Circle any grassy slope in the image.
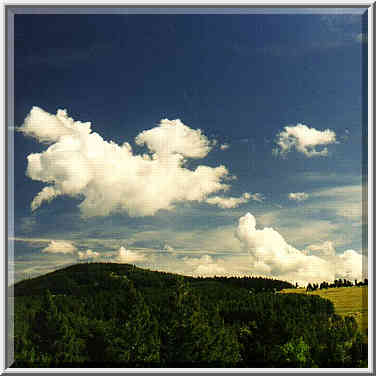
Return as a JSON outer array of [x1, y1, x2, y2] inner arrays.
[[281, 286, 368, 337]]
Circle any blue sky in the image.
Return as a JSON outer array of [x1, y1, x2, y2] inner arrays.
[[11, 10, 368, 285]]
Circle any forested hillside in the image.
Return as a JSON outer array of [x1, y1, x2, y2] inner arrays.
[[12, 263, 367, 368]]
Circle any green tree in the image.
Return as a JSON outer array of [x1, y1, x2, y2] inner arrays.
[[97, 276, 160, 365], [161, 277, 240, 366], [279, 337, 313, 367], [30, 289, 86, 366]]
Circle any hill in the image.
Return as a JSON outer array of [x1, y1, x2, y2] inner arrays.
[[12, 262, 294, 296], [12, 263, 368, 368]]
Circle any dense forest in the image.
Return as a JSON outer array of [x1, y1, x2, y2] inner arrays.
[[12, 263, 368, 368]]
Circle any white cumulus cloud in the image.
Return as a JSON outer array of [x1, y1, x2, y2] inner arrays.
[[114, 246, 145, 263], [135, 118, 212, 159], [306, 241, 365, 281], [235, 212, 364, 284], [288, 192, 309, 202], [273, 123, 337, 158], [337, 249, 365, 281], [19, 107, 249, 217], [30, 186, 62, 211], [42, 240, 77, 254]]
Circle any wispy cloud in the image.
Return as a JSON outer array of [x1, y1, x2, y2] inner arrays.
[[249, 193, 265, 202], [288, 192, 309, 202], [205, 193, 251, 209], [11, 236, 52, 243], [257, 183, 363, 251], [355, 32, 367, 43], [311, 184, 362, 221]]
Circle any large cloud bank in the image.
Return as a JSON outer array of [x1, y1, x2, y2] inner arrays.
[[235, 213, 365, 284], [118, 213, 365, 285], [19, 107, 249, 217], [32, 214, 365, 285], [273, 123, 337, 158]]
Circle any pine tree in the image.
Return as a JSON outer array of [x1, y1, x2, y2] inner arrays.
[[279, 337, 313, 367], [102, 276, 160, 365], [30, 289, 86, 365], [160, 277, 240, 366]]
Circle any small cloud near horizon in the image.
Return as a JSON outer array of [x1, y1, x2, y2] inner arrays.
[[41, 240, 77, 254], [288, 192, 309, 202], [220, 143, 230, 150]]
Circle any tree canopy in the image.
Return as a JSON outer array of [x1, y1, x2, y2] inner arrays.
[[13, 263, 368, 368]]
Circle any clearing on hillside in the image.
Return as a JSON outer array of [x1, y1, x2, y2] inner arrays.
[[281, 286, 368, 337]]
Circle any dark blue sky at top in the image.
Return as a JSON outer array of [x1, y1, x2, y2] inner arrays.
[[12, 11, 367, 242]]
